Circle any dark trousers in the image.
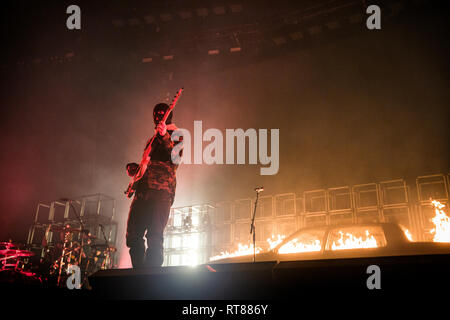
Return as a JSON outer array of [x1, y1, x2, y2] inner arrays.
[[126, 189, 173, 268]]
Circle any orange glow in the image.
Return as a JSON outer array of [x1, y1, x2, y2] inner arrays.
[[331, 230, 378, 250], [278, 238, 321, 254], [399, 224, 413, 241], [430, 200, 450, 243], [208, 221, 424, 261], [209, 243, 262, 261], [403, 229, 413, 241], [209, 235, 286, 261], [267, 234, 285, 250]]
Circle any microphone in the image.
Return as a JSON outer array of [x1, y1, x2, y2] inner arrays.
[[254, 186, 264, 193]]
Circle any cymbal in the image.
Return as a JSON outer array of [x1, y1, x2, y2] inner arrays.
[[0, 249, 18, 256], [0, 242, 17, 249], [15, 250, 34, 257], [0, 249, 34, 258]]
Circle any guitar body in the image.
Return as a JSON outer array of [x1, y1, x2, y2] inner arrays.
[[125, 88, 183, 198]]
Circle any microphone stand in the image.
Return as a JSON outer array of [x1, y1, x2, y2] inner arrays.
[[250, 190, 261, 263]]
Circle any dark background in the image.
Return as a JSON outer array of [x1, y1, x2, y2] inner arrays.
[[1, 1, 449, 266]]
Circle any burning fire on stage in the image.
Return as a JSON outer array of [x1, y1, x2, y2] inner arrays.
[[209, 199, 450, 262], [1, 0, 449, 306]]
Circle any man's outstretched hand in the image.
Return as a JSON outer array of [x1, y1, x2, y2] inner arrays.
[[157, 122, 167, 136]]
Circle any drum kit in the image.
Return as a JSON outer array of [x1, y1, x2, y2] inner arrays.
[[0, 224, 116, 287], [0, 241, 40, 284]]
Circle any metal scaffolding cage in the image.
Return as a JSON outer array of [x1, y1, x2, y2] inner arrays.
[[163, 204, 214, 266], [328, 186, 353, 226], [27, 193, 118, 266]]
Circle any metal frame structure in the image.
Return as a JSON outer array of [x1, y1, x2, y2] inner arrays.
[[378, 179, 414, 238], [303, 189, 328, 228], [163, 204, 214, 266], [27, 193, 118, 266], [328, 186, 353, 226], [352, 182, 383, 224]]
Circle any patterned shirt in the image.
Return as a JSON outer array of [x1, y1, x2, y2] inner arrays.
[[145, 130, 181, 196]]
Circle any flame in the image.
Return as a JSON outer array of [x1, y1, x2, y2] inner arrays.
[[403, 229, 413, 241], [430, 200, 450, 242], [267, 234, 285, 250], [278, 238, 321, 254], [331, 230, 378, 250], [399, 224, 413, 241], [209, 235, 286, 261], [209, 243, 262, 261], [208, 204, 450, 262]]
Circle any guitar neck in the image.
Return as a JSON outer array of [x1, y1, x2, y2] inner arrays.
[[161, 88, 183, 125]]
